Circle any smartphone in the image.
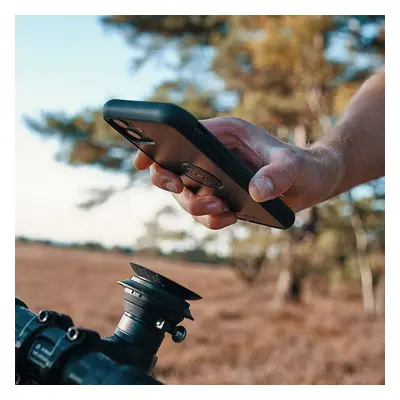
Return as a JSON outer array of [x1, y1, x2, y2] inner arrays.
[[102, 99, 295, 229]]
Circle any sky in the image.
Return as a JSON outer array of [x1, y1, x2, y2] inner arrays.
[[15, 15, 184, 247]]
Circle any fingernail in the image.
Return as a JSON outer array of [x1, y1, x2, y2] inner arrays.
[[165, 180, 178, 193], [205, 202, 223, 214], [255, 177, 274, 200]]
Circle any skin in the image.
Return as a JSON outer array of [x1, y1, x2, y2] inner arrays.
[[133, 68, 385, 230]]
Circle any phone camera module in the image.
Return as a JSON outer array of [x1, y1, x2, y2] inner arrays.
[[126, 127, 155, 145]]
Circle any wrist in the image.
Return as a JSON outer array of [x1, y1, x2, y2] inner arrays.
[[305, 142, 346, 204]]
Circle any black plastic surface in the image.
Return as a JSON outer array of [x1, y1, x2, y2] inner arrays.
[[130, 262, 202, 301]]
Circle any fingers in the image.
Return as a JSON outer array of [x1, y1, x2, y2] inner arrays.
[[249, 149, 297, 202], [133, 150, 154, 170], [135, 156, 237, 229], [200, 117, 252, 151], [172, 187, 226, 216], [134, 151, 235, 220], [134, 151, 228, 217], [149, 163, 184, 194], [131, 119, 249, 230], [172, 188, 237, 228], [193, 212, 238, 230]]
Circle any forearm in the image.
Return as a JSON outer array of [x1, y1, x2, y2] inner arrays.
[[310, 68, 385, 199]]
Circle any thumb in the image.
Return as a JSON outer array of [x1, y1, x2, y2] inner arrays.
[[248, 152, 296, 202]]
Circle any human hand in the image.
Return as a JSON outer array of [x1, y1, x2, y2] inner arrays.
[[133, 117, 343, 230]]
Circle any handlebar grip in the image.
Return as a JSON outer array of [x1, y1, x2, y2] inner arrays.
[[15, 298, 162, 385], [61, 352, 162, 385]]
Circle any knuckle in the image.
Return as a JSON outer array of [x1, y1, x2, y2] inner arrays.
[[149, 168, 158, 183], [279, 155, 298, 181], [150, 174, 164, 189], [186, 201, 201, 216], [202, 116, 254, 138], [151, 163, 163, 174], [223, 116, 256, 134], [291, 153, 307, 169]]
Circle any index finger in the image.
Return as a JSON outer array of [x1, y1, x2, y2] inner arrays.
[[133, 150, 154, 170]]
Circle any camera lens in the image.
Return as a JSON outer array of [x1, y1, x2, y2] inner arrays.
[[126, 128, 143, 140], [125, 128, 155, 145], [113, 119, 128, 128]]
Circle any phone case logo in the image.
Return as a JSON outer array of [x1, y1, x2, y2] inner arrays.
[[180, 163, 223, 189]]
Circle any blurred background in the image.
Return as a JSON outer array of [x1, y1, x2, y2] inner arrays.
[[15, 15, 385, 384]]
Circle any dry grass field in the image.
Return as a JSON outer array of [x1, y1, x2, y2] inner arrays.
[[15, 243, 384, 385]]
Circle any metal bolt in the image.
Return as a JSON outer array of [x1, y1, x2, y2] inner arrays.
[[67, 327, 80, 341], [155, 320, 165, 329], [38, 310, 49, 323], [172, 326, 186, 343]]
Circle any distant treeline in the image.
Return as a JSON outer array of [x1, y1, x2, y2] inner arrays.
[[15, 236, 226, 266]]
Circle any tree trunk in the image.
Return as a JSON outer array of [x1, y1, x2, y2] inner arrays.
[[272, 235, 305, 305], [273, 238, 293, 306], [274, 267, 291, 305], [350, 213, 376, 315], [374, 273, 385, 315], [273, 268, 303, 305], [290, 274, 302, 301]]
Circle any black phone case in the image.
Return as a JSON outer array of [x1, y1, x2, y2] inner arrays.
[[103, 99, 295, 229]]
